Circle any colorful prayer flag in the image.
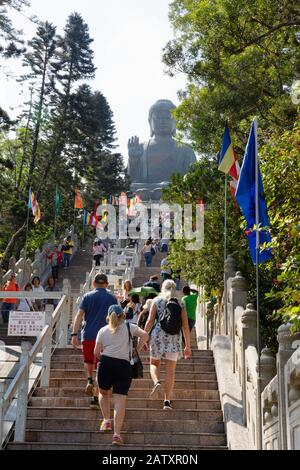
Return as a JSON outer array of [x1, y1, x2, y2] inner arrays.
[[74, 189, 84, 209], [219, 126, 240, 198], [218, 126, 236, 174], [55, 186, 61, 216], [28, 188, 41, 224]]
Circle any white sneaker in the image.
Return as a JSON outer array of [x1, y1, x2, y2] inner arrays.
[[149, 381, 163, 399]]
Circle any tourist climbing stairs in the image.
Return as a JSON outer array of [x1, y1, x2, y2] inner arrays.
[[7, 246, 227, 450], [7, 335, 226, 450]]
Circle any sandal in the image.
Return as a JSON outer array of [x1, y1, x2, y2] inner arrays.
[[99, 420, 112, 432], [112, 434, 123, 446]]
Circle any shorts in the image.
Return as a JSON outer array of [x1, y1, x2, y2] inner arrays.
[[82, 340, 98, 367], [97, 355, 132, 395], [151, 351, 179, 362]]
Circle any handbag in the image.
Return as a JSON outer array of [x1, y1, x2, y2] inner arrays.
[[151, 247, 156, 256], [126, 323, 143, 379]]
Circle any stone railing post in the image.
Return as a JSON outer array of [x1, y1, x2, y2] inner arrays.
[[277, 324, 300, 449], [241, 303, 257, 421], [206, 301, 214, 350], [224, 254, 236, 335], [260, 348, 277, 391], [58, 279, 71, 348], [9, 256, 16, 273], [40, 305, 54, 387], [259, 348, 277, 449], [230, 272, 247, 373], [24, 259, 32, 285], [14, 341, 31, 442]]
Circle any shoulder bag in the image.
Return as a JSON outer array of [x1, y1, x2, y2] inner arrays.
[[126, 323, 143, 379]]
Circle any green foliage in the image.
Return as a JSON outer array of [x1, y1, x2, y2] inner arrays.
[[261, 120, 300, 330], [162, 160, 246, 296], [0, 9, 129, 269], [0, 0, 28, 59], [162, 0, 300, 348], [163, 0, 300, 155]]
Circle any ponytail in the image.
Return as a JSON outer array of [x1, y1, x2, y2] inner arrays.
[[106, 311, 124, 333]]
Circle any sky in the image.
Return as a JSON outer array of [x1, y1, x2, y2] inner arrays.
[[1, 0, 188, 163]]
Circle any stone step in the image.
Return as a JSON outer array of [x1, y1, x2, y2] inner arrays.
[[30, 395, 221, 410], [26, 417, 225, 433], [33, 387, 220, 400], [50, 354, 214, 365], [51, 348, 82, 355], [135, 265, 162, 273], [49, 369, 217, 381], [8, 442, 228, 451], [52, 348, 213, 357], [27, 406, 223, 422], [48, 377, 219, 390], [25, 429, 227, 446], [49, 360, 215, 372]]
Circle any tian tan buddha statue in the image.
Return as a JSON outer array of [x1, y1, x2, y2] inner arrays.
[[127, 99, 196, 201]]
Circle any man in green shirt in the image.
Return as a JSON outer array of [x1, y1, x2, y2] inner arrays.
[[182, 286, 199, 331]]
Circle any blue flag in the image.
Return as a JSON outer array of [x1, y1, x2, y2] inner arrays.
[[235, 119, 272, 264], [83, 209, 89, 225]]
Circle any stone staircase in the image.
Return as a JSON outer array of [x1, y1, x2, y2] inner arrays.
[[7, 339, 227, 450], [133, 251, 168, 286], [6, 244, 227, 450], [56, 247, 93, 295]]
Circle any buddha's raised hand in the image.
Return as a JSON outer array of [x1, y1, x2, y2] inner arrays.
[[128, 136, 143, 159]]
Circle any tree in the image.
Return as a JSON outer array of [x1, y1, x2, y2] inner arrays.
[[261, 119, 300, 330], [0, 10, 129, 269], [162, 160, 246, 294], [37, 12, 96, 190], [66, 84, 128, 204], [0, 0, 28, 59], [163, 0, 300, 155], [0, 0, 29, 123], [21, 21, 57, 186]]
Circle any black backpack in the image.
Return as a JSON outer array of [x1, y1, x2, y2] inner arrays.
[[124, 305, 134, 321], [159, 298, 182, 335]]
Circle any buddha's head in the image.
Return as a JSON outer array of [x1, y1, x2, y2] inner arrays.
[[149, 99, 176, 137]]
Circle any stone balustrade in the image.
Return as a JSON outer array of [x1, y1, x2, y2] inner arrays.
[[0, 225, 78, 290], [212, 254, 300, 450]]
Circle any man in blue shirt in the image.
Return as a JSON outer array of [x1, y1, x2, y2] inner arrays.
[[71, 274, 117, 408]]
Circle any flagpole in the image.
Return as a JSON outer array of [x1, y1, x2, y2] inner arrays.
[[254, 116, 262, 449], [73, 190, 76, 233], [224, 173, 228, 335], [82, 209, 85, 249], [24, 189, 31, 279], [54, 188, 57, 240]]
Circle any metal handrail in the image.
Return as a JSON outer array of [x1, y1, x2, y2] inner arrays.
[[0, 288, 70, 447]]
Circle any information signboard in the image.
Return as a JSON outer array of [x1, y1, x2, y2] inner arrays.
[[8, 311, 45, 337]]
